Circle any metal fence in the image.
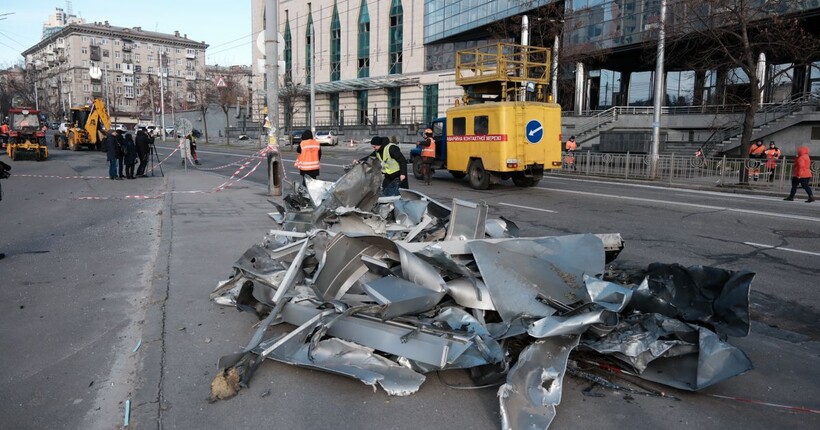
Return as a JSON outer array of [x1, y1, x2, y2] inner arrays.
[[557, 151, 820, 192]]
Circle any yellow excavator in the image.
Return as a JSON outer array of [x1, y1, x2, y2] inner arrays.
[[57, 98, 111, 151]]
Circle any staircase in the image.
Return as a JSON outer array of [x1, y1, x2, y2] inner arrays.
[[720, 95, 820, 153]]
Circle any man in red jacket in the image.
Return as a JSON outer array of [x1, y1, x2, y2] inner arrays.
[[784, 145, 814, 202]]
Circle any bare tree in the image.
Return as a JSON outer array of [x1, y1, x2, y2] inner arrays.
[[665, 0, 820, 183], [215, 74, 241, 145], [279, 79, 305, 139], [189, 77, 217, 143]]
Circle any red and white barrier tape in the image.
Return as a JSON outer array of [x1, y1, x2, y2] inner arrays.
[[15, 174, 109, 180]]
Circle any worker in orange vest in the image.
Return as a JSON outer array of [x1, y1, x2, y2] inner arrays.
[[748, 140, 766, 181], [564, 136, 577, 170], [420, 127, 436, 185], [0, 121, 9, 149], [294, 130, 321, 184], [764, 141, 781, 182]]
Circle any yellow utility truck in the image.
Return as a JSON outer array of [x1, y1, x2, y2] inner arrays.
[[411, 43, 562, 189]]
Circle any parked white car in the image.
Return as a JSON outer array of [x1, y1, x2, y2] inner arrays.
[[315, 130, 338, 146]]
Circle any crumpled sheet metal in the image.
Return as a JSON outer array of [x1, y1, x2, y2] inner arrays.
[[255, 311, 426, 396], [498, 335, 580, 430], [280, 300, 474, 368], [210, 162, 754, 429], [469, 234, 605, 322], [363, 276, 446, 319], [628, 263, 753, 337], [528, 308, 618, 338], [580, 313, 752, 391], [304, 176, 336, 207]]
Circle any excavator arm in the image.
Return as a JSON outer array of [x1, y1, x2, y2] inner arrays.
[[84, 99, 111, 144]]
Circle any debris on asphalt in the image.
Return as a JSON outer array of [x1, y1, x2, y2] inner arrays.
[[209, 159, 754, 429]]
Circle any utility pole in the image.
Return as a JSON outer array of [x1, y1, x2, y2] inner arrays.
[[650, 0, 667, 179], [310, 18, 316, 133], [159, 55, 166, 141], [265, 0, 283, 196]]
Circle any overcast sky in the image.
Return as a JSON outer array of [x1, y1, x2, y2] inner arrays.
[[0, 0, 254, 67]]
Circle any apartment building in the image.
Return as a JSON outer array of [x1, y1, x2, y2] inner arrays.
[[22, 21, 208, 125]]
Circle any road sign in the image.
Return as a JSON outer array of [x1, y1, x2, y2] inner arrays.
[[525, 119, 543, 144], [216, 76, 227, 88]]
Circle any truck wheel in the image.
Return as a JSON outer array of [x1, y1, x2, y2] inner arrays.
[[412, 157, 424, 179], [468, 160, 490, 190], [449, 170, 466, 179]]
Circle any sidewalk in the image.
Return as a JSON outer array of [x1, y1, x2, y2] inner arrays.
[[129, 166, 819, 430]]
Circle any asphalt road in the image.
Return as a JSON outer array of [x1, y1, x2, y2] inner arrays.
[[0, 138, 818, 430]]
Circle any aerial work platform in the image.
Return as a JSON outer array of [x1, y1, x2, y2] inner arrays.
[[455, 43, 552, 102]]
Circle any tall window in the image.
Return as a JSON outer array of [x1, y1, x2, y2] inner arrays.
[[329, 93, 339, 126], [388, 0, 403, 75], [423, 84, 439, 125], [284, 13, 292, 83], [357, 0, 370, 78], [330, 1, 341, 82], [388, 87, 401, 125], [306, 8, 314, 85], [357, 90, 368, 125]]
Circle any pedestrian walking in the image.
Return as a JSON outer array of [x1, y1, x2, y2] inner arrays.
[[564, 136, 577, 170], [420, 127, 436, 185], [123, 133, 138, 179], [784, 145, 815, 202], [749, 140, 766, 181], [294, 130, 321, 184], [765, 141, 781, 182], [104, 130, 122, 180], [355, 135, 408, 197], [135, 127, 153, 177]]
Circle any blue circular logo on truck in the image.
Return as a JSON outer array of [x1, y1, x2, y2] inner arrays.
[[525, 120, 543, 144]]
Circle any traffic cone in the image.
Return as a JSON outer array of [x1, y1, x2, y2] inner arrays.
[[349, 139, 354, 147]]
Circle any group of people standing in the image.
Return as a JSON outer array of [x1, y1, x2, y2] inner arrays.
[[105, 128, 154, 180], [293, 130, 409, 197]]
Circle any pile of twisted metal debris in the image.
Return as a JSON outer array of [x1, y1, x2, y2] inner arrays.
[[209, 159, 754, 429]]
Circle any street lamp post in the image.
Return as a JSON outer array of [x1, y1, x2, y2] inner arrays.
[[650, 0, 667, 179]]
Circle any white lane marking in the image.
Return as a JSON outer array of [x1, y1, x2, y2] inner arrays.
[[542, 175, 779, 202], [498, 202, 557, 213], [541, 188, 820, 223], [744, 242, 820, 257]]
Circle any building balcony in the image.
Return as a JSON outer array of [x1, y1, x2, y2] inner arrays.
[[185, 52, 196, 59]]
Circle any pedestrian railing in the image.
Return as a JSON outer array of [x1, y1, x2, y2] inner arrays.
[[558, 151, 820, 192]]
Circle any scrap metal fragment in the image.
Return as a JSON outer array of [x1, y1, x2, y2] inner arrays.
[[363, 276, 446, 319], [470, 235, 607, 322], [304, 176, 336, 207], [312, 234, 397, 301], [629, 263, 753, 337], [580, 313, 752, 391], [484, 216, 520, 239], [445, 199, 488, 240], [528, 309, 618, 338], [446, 278, 496, 311], [393, 199, 429, 226], [281, 300, 473, 367], [498, 335, 580, 430], [584, 274, 634, 312]]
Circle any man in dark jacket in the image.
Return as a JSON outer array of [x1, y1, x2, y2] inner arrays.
[[135, 128, 153, 177], [357, 136, 408, 196], [104, 130, 122, 180], [116, 131, 126, 178]]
